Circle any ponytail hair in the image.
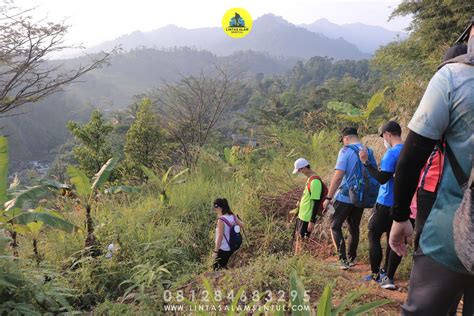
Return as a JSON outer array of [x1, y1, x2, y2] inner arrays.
[[213, 198, 233, 215]]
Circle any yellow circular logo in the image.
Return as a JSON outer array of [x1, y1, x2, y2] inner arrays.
[[222, 8, 252, 38]]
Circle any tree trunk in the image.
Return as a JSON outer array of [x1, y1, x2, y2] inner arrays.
[[85, 204, 99, 256], [33, 238, 41, 265], [9, 230, 19, 257]]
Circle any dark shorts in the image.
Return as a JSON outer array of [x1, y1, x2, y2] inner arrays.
[[296, 218, 311, 238]]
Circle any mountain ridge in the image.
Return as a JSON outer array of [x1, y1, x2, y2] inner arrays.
[[301, 18, 408, 53], [87, 14, 370, 60]]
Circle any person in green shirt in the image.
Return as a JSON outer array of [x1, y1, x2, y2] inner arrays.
[[292, 158, 323, 255]]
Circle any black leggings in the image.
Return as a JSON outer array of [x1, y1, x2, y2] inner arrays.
[[330, 201, 364, 261], [213, 250, 234, 271], [368, 203, 405, 279]]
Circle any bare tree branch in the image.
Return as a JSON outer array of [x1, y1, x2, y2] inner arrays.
[[0, 4, 117, 117], [153, 66, 239, 167]]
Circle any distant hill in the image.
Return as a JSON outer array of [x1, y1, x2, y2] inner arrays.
[[2, 48, 297, 167], [301, 18, 408, 54], [89, 14, 369, 60]]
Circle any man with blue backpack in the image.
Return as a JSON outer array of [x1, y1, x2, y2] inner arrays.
[[359, 121, 404, 290], [323, 127, 379, 270]]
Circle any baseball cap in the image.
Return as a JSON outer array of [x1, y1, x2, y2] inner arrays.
[[293, 158, 310, 174], [340, 127, 358, 142], [380, 121, 402, 137]]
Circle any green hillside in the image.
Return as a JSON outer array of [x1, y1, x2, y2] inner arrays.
[[1, 1, 472, 314]]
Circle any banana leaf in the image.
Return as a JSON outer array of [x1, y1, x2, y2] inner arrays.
[[5, 185, 53, 211], [91, 157, 119, 191], [10, 211, 76, 233], [67, 166, 92, 198]]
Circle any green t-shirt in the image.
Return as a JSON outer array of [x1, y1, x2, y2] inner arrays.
[[408, 63, 473, 274], [298, 177, 322, 222]]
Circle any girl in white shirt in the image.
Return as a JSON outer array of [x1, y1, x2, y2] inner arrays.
[[212, 198, 244, 270]]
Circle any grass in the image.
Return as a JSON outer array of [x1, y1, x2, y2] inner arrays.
[[5, 129, 411, 314]]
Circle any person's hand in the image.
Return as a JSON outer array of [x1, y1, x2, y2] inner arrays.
[[212, 250, 218, 258], [359, 147, 368, 164], [307, 222, 315, 233], [295, 200, 300, 208], [389, 220, 413, 257], [323, 199, 330, 210]]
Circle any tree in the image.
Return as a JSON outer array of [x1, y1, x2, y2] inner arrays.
[[373, 0, 474, 80], [67, 158, 118, 252], [140, 165, 188, 203], [67, 110, 114, 177], [0, 136, 76, 259], [124, 98, 167, 173], [0, 4, 114, 117], [326, 88, 388, 135], [9, 209, 76, 264], [154, 67, 238, 167]]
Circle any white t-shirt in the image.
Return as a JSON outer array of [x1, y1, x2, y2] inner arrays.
[[216, 214, 238, 251]]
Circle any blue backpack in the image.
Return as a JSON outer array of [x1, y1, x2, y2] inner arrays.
[[219, 216, 243, 252], [345, 145, 380, 208]]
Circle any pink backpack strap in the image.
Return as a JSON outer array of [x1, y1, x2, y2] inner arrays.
[[218, 217, 232, 246], [218, 216, 234, 228]]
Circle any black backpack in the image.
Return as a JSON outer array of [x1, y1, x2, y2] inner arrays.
[[219, 215, 243, 252]]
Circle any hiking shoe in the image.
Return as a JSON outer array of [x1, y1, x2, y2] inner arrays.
[[380, 276, 396, 290], [348, 259, 356, 267], [379, 269, 387, 280], [362, 273, 380, 283], [339, 260, 350, 270]]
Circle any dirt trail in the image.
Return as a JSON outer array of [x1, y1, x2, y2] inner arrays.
[[310, 240, 464, 315], [322, 256, 408, 312]]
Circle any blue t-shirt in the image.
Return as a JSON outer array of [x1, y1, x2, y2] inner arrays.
[[334, 143, 363, 204], [376, 144, 404, 207], [409, 63, 473, 275]]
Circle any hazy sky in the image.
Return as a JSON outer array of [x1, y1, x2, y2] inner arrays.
[[16, 0, 411, 48]]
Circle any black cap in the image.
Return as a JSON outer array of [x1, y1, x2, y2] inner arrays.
[[380, 121, 401, 137], [340, 127, 358, 142]]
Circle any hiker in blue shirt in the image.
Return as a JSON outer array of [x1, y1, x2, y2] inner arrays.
[[359, 121, 404, 290], [323, 127, 378, 270], [390, 19, 474, 315]]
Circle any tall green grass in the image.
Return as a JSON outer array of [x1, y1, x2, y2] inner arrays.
[[8, 127, 405, 313]]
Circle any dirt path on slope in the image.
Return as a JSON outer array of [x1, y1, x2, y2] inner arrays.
[[322, 256, 408, 314]]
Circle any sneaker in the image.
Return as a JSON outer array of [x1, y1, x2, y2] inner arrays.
[[379, 269, 387, 280], [362, 273, 381, 283], [380, 276, 396, 290], [348, 259, 356, 267], [339, 260, 350, 270]]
